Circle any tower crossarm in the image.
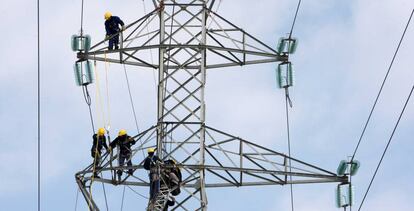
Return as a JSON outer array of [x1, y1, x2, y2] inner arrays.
[[75, 122, 348, 211], [77, 4, 288, 69], [75, 123, 347, 211]]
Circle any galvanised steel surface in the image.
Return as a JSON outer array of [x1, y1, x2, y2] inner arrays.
[[75, 1, 346, 210]]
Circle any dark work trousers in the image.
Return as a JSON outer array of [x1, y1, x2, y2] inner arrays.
[[117, 152, 133, 176], [108, 35, 119, 50], [149, 170, 160, 200], [92, 152, 102, 166], [92, 151, 102, 176]]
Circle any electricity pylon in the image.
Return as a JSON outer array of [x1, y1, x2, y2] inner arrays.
[[75, 1, 348, 210]]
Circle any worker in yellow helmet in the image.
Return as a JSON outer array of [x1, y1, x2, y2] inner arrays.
[[109, 129, 136, 181], [91, 128, 109, 178], [104, 11, 125, 50], [143, 148, 161, 201]]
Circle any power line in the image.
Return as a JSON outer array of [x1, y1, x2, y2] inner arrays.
[[74, 188, 80, 211], [120, 186, 126, 211], [289, 0, 302, 39], [101, 178, 109, 211], [285, 88, 295, 211], [285, 1, 302, 210], [141, 0, 158, 90], [358, 84, 414, 211], [123, 64, 140, 134], [82, 86, 95, 132], [80, 0, 84, 35], [351, 8, 414, 162], [37, 0, 41, 210], [127, 185, 149, 199], [122, 64, 146, 158]]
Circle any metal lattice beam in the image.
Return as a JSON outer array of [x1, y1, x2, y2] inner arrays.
[[75, 1, 345, 210], [76, 124, 347, 211]]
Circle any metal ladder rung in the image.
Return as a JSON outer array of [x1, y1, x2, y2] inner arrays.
[[148, 185, 171, 211]]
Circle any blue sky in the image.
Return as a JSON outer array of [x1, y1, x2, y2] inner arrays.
[[1, 0, 414, 210]]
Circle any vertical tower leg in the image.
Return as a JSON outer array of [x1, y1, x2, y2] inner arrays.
[[199, 3, 208, 210], [157, 5, 166, 159]]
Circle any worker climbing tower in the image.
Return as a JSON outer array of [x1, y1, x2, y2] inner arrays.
[[73, 0, 354, 210]]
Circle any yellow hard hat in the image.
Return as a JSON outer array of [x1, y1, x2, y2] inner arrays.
[[97, 128, 105, 136], [118, 129, 127, 136], [147, 148, 155, 153], [104, 11, 112, 20]]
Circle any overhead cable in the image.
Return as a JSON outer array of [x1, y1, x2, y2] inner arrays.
[[82, 86, 95, 133], [141, 0, 158, 89], [80, 0, 84, 35], [101, 179, 109, 211], [123, 64, 141, 133], [358, 85, 414, 211], [289, 0, 302, 39], [123, 64, 146, 158], [285, 88, 295, 211], [351, 8, 414, 162], [285, 1, 302, 210], [127, 185, 149, 199], [74, 188, 80, 211], [120, 186, 126, 211], [37, 0, 41, 210]]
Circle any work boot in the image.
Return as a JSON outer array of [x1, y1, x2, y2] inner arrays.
[[128, 170, 134, 176], [93, 173, 100, 179]]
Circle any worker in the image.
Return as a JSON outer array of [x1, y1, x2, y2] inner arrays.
[[91, 128, 109, 178], [104, 11, 125, 50], [144, 148, 161, 201], [164, 159, 181, 196], [109, 129, 136, 181]]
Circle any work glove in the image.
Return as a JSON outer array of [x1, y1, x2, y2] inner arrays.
[[121, 25, 126, 31], [108, 146, 112, 153], [105, 35, 110, 40]]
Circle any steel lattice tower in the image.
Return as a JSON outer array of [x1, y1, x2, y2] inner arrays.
[[75, 1, 348, 210]]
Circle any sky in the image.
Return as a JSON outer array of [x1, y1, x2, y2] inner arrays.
[[1, 0, 414, 210]]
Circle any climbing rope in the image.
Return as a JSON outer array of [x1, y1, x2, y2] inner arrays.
[[77, 1, 103, 209], [93, 59, 108, 131], [91, 60, 112, 211], [77, 1, 112, 209], [104, 53, 112, 130]]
